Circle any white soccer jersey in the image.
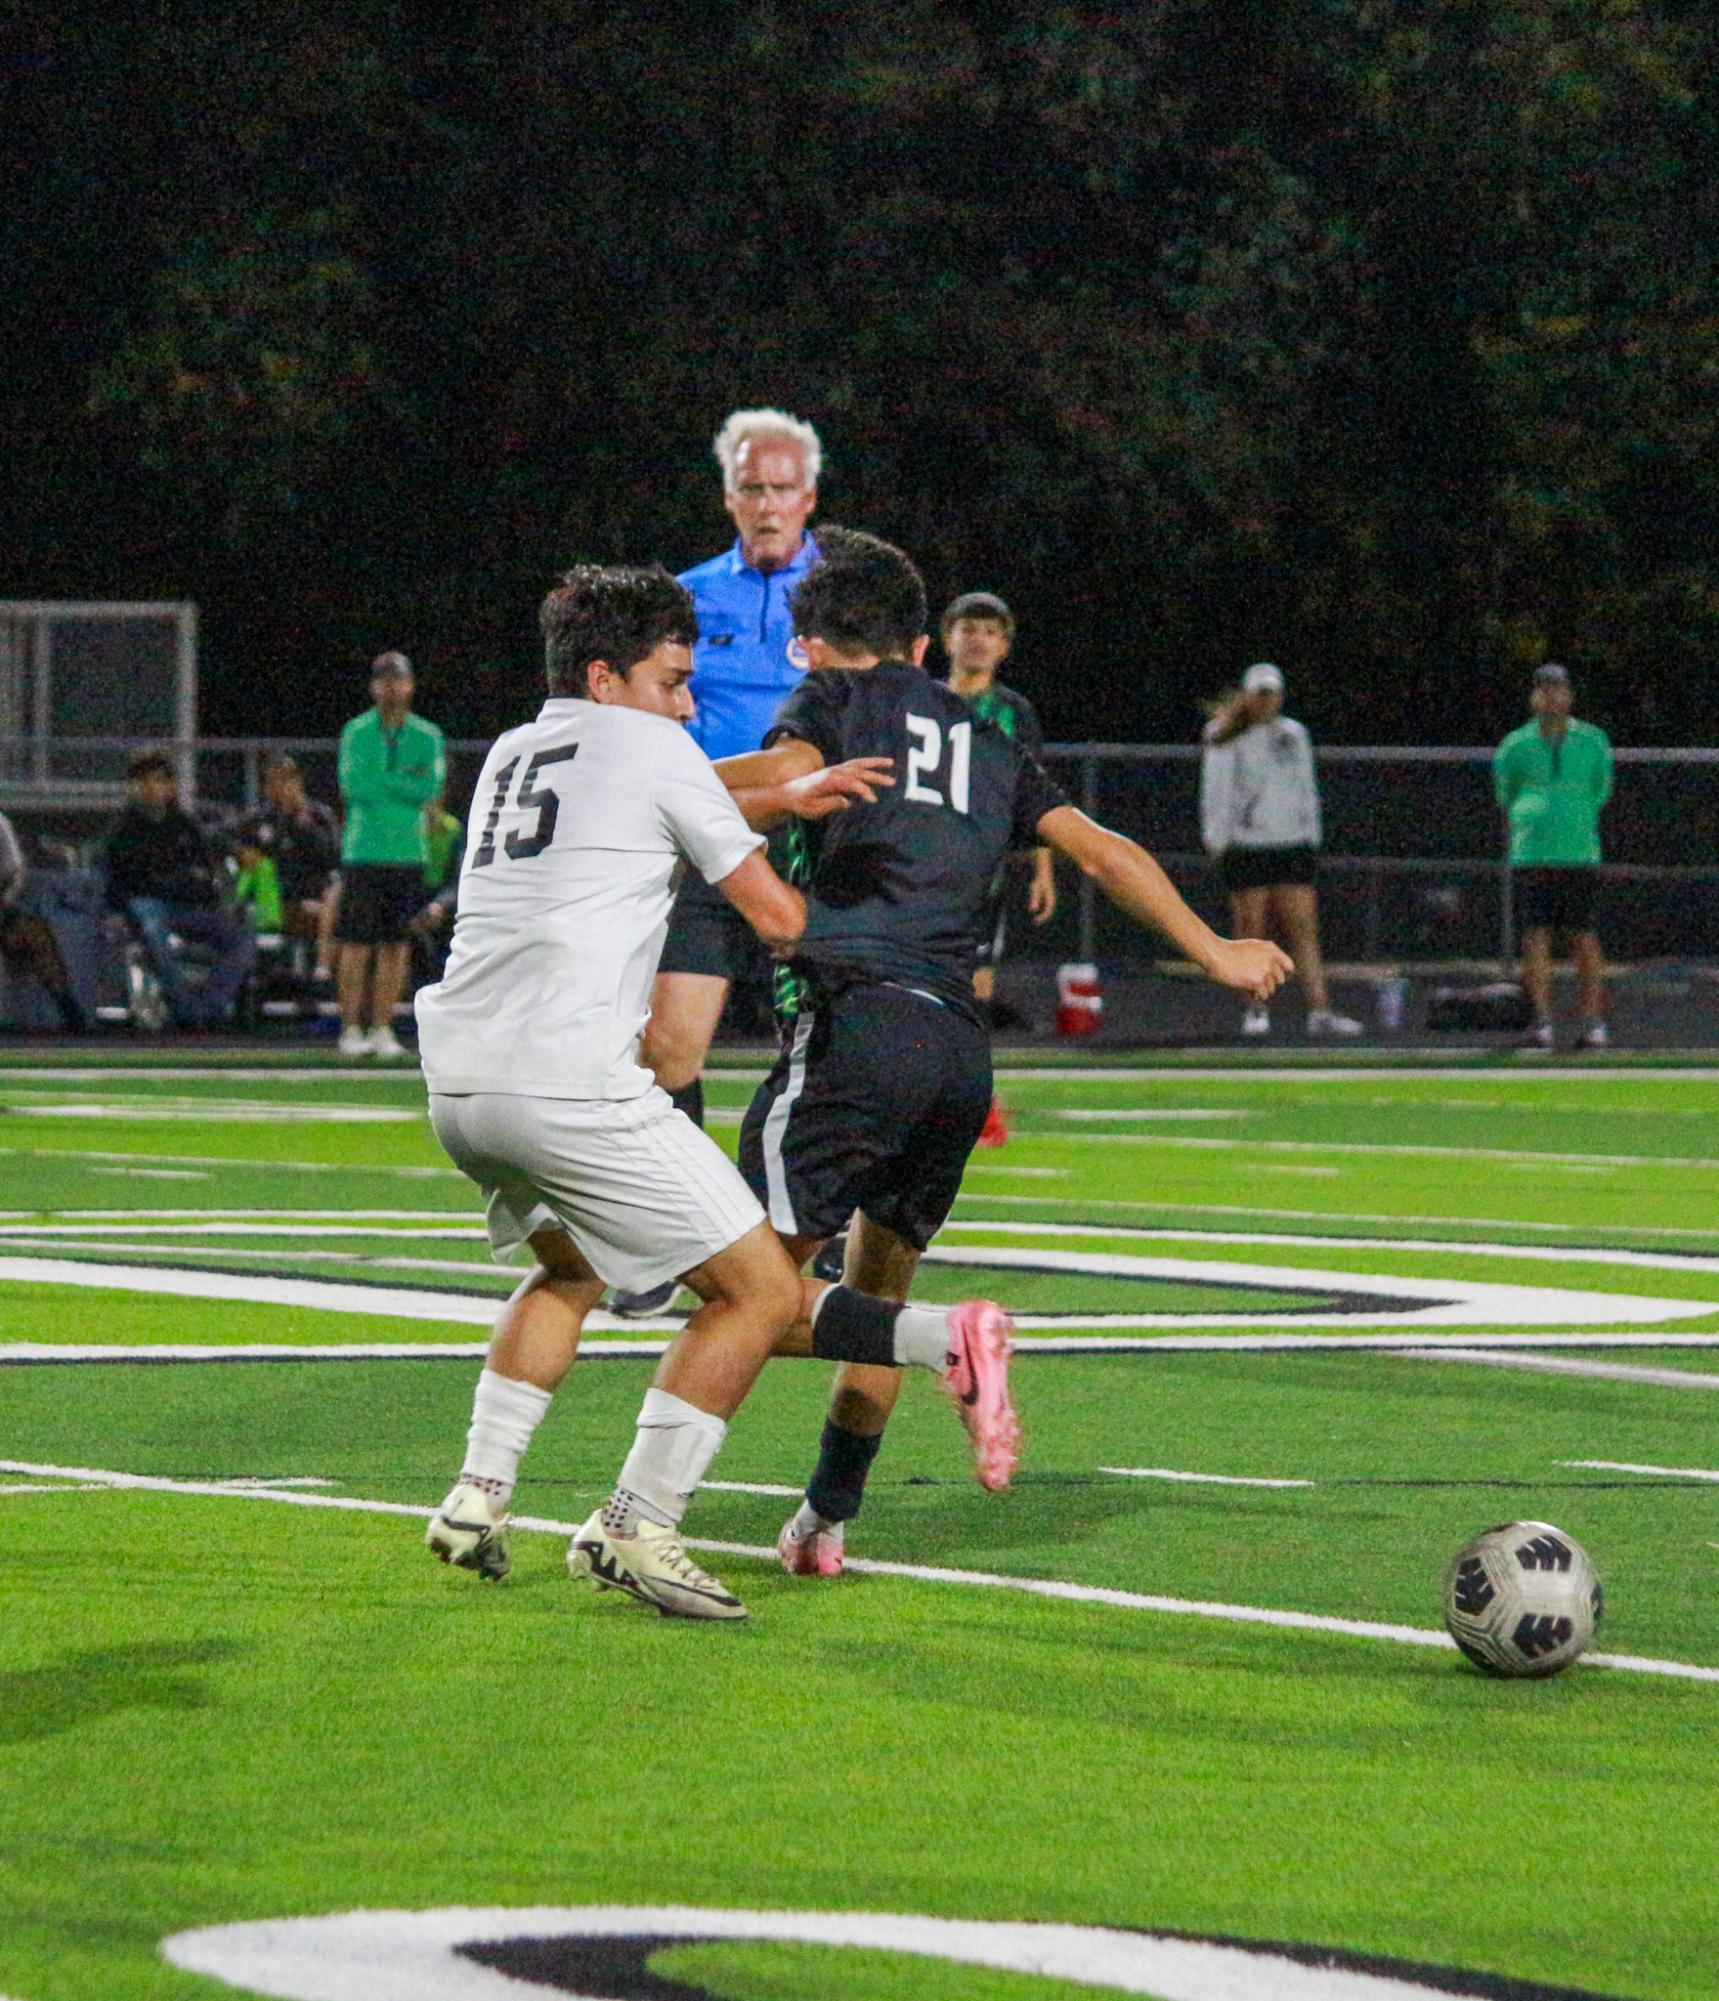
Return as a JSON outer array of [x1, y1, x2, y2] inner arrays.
[[1199, 714, 1322, 853], [415, 699, 762, 1099]]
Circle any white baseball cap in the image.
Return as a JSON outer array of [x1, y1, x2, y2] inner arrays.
[[1242, 661, 1284, 694]]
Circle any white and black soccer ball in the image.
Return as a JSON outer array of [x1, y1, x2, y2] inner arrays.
[[1442, 1520, 1602, 1679]]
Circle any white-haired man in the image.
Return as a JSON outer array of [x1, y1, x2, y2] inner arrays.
[[611, 408, 823, 1317], [1200, 661, 1361, 1039]]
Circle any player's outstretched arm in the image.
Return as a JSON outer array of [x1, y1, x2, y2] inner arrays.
[[1037, 805, 1292, 1001], [712, 850, 807, 954], [716, 739, 894, 830]]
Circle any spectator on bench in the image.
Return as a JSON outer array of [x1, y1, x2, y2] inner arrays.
[[0, 809, 90, 1032], [104, 750, 256, 1029], [232, 755, 342, 953]]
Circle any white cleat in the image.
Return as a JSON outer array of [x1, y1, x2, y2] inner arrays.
[[369, 1026, 408, 1060], [568, 1509, 746, 1620], [1241, 1004, 1271, 1038], [1306, 1008, 1364, 1038], [425, 1479, 510, 1581], [337, 1025, 371, 1059]]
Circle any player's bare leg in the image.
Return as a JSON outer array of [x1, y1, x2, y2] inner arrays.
[[427, 1227, 605, 1580], [1573, 928, 1608, 1044], [1520, 924, 1554, 1043], [571, 1220, 800, 1619], [1279, 884, 1359, 1035], [777, 1212, 1018, 1577], [368, 941, 411, 1056], [972, 963, 996, 1008], [336, 943, 372, 1056], [1230, 887, 1273, 1035]]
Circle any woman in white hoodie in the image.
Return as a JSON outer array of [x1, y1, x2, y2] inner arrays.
[[1200, 662, 1361, 1038]]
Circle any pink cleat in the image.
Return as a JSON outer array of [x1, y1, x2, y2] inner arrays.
[[941, 1300, 1020, 1492], [777, 1515, 845, 1578]]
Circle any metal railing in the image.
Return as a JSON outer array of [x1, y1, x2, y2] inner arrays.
[[5, 734, 1716, 969]]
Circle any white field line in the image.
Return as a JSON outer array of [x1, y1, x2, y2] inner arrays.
[[702, 1480, 804, 1498], [0, 1146, 459, 1178], [1565, 1460, 1719, 1483], [940, 1219, 1719, 1277], [1055, 1108, 1247, 1121], [917, 1243, 1719, 1326], [986, 1065, 1719, 1084], [0, 1220, 488, 1238], [27, 1208, 471, 1221], [13, 1332, 1719, 1368], [953, 1192, 1719, 1244], [9, 1242, 1713, 1331], [1101, 1467, 1315, 1489], [4, 1455, 1712, 1684], [1027, 1133, 1719, 1172], [962, 1165, 1069, 1177], [0, 1067, 431, 1084], [90, 1166, 214, 1180], [1399, 1348, 1719, 1390], [4, 1102, 419, 1123]]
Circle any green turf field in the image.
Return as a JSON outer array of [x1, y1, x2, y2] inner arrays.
[[2, 1049, 1717, 2001]]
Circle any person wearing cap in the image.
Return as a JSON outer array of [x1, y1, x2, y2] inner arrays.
[[1200, 662, 1360, 1038], [334, 651, 446, 1059], [1493, 663, 1614, 1050]]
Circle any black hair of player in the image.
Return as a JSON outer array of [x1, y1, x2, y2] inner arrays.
[[540, 564, 700, 697], [790, 526, 928, 662]]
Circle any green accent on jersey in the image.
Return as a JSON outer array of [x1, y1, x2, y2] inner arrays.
[[338, 709, 447, 865], [966, 683, 1023, 738], [772, 819, 814, 1022], [1493, 718, 1613, 865]]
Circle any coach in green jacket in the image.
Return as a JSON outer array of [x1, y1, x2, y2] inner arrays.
[[335, 652, 446, 1059], [1493, 663, 1614, 1051]]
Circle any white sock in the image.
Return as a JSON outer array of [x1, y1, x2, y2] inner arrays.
[[891, 1304, 952, 1372], [460, 1368, 552, 1506], [610, 1387, 727, 1530], [789, 1498, 840, 1538]]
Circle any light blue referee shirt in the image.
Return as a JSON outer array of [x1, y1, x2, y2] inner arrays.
[[677, 534, 820, 760]]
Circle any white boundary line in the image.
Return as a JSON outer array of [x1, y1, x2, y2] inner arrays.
[[1100, 1467, 1315, 1489], [1023, 1132, 1719, 1172], [0, 1145, 460, 1178], [1398, 1348, 1719, 1390], [3, 1456, 1711, 1684], [1565, 1460, 1719, 1483]]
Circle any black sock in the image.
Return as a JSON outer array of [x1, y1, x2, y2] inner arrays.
[[810, 1284, 900, 1367], [669, 1078, 704, 1128], [806, 1418, 884, 1524]]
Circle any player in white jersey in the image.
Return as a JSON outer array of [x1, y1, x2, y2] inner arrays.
[[419, 566, 1021, 1619]]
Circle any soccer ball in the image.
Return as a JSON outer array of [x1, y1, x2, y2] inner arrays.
[[1442, 1520, 1602, 1679]]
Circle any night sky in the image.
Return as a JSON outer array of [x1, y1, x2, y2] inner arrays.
[[6, 5, 1718, 750]]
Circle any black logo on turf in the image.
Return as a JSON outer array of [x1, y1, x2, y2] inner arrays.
[[1451, 1557, 1494, 1615], [1514, 1534, 1572, 1573], [1513, 1613, 1575, 1659]]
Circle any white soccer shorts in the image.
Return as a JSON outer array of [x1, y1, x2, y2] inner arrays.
[[428, 1087, 765, 1292]]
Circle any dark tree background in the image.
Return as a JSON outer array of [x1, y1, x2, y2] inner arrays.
[[5, 2, 1718, 748]]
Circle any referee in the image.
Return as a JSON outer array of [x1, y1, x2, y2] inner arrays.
[[1494, 662, 1614, 1050]]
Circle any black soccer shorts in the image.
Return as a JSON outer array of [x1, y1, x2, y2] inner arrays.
[[333, 863, 426, 945], [1513, 865, 1600, 933], [738, 980, 993, 1251], [657, 865, 770, 983]]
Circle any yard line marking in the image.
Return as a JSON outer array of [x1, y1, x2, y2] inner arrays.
[[1054, 1108, 1247, 1121], [987, 1065, 1719, 1083], [0, 1480, 109, 1495], [7, 1456, 1713, 1683], [89, 1166, 214, 1181], [1399, 1348, 1719, 1390], [954, 1192, 1719, 1244], [0, 1067, 428, 1084], [0, 1220, 488, 1239], [11, 1332, 1719, 1367], [11, 1241, 1713, 1329], [0, 1145, 460, 1178], [962, 1165, 1069, 1177], [2, 1102, 420, 1123], [1033, 1133, 1719, 1172], [941, 1219, 1719, 1276], [1101, 1466, 1315, 1489], [34, 1207, 470, 1221], [1565, 1460, 1719, 1483], [702, 1480, 803, 1498]]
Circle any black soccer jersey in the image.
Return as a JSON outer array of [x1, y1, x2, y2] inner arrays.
[[766, 659, 1068, 1017]]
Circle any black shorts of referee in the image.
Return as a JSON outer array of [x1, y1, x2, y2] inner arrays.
[[1216, 843, 1318, 894], [1513, 865, 1600, 933], [657, 864, 772, 983], [334, 863, 427, 945], [739, 979, 992, 1251]]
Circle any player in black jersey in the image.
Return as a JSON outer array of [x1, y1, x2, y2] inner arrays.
[[718, 529, 1293, 1576]]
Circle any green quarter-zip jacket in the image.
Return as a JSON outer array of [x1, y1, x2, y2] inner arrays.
[[1493, 718, 1613, 866], [338, 709, 447, 865]]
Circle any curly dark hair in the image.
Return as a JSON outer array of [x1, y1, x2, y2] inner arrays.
[[540, 564, 699, 697], [790, 526, 928, 662]]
